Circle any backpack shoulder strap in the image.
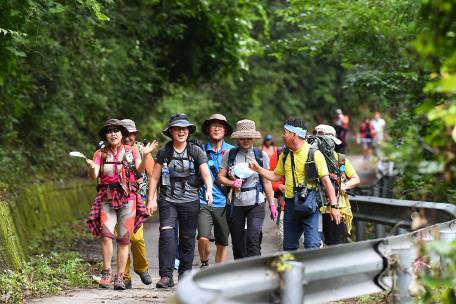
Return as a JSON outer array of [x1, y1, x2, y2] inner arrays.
[[164, 141, 174, 163], [253, 147, 264, 168], [307, 143, 319, 163], [282, 147, 290, 168], [228, 146, 239, 168]]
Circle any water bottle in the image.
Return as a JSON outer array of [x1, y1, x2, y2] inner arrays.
[[162, 162, 170, 186]]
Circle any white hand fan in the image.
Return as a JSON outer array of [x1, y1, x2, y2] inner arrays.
[[69, 151, 88, 159]]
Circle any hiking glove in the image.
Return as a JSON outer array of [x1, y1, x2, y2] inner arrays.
[[269, 204, 277, 221], [231, 179, 244, 189]]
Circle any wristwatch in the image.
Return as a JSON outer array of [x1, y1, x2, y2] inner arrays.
[[331, 204, 339, 209]]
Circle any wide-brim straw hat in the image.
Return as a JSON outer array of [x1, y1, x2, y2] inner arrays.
[[201, 114, 234, 137], [121, 119, 141, 134], [98, 119, 129, 139], [231, 119, 261, 139], [163, 113, 197, 138]]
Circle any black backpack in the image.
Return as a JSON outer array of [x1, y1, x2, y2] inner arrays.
[[162, 139, 204, 195]]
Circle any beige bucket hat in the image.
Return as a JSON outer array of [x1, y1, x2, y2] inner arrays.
[[315, 124, 342, 145], [231, 119, 261, 139]]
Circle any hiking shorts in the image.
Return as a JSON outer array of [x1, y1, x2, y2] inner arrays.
[[197, 204, 229, 246], [100, 199, 136, 244], [362, 138, 374, 149]]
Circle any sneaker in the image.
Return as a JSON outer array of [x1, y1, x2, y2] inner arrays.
[[156, 277, 174, 288], [99, 267, 113, 288], [174, 259, 180, 269], [114, 273, 126, 290], [200, 262, 211, 269], [124, 279, 132, 289], [134, 269, 152, 285]]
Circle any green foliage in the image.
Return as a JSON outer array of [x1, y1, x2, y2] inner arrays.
[[273, 253, 296, 273], [0, 252, 92, 303], [358, 291, 391, 304]]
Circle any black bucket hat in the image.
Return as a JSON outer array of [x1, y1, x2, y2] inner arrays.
[[98, 119, 129, 140], [163, 113, 197, 138], [201, 114, 234, 137]]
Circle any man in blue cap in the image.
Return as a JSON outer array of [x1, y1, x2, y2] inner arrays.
[[197, 114, 234, 267]]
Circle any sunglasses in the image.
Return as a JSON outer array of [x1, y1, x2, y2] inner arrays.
[[173, 126, 189, 132], [106, 128, 121, 135], [239, 138, 253, 141]]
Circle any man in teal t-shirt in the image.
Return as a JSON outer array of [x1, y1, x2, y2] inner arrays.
[[197, 114, 234, 268]]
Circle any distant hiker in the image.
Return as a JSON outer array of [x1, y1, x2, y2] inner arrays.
[[197, 114, 234, 268], [146, 113, 213, 288], [86, 119, 154, 290], [334, 109, 349, 155], [314, 125, 360, 245], [248, 117, 341, 250], [115, 119, 157, 288], [259, 134, 276, 160], [269, 146, 304, 251], [217, 120, 276, 260], [357, 117, 375, 162], [372, 112, 386, 157]]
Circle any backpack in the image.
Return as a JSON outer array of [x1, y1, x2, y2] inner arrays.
[[224, 146, 265, 217], [136, 141, 149, 198], [162, 139, 204, 195], [273, 146, 286, 199], [281, 136, 345, 208], [305, 135, 344, 208]]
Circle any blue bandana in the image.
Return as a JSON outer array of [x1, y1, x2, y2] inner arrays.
[[284, 124, 307, 138]]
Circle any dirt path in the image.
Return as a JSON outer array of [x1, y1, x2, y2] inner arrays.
[[29, 155, 376, 304], [29, 205, 279, 304]]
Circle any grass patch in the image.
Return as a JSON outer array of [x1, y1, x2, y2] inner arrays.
[[357, 291, 391, 303], [0, 221, 99, 303]]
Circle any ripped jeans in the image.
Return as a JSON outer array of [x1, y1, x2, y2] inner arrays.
[[226, 203, 265, 260]]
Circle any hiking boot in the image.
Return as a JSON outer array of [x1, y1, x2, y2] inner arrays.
[[99, 267, 113, 289], [124, 279, 132, 289], [200, 262, 211, 269], [114, 273, 126, 290], [156, 277, 174, 288], [134, 269, 152, 285]]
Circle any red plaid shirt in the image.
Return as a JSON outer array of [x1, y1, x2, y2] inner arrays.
[[87, 185, 148, 238]]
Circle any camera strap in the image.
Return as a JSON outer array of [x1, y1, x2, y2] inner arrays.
[[290, 152, 307, 190]]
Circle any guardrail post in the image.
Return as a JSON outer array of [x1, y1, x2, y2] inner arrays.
[[394, 248, 417, 304], [356, 221, 366, 241], [396, 228, 407, 235], [439, 228, 456, 271], [281, 261, 305, 304], [375, 224, 386, 238]]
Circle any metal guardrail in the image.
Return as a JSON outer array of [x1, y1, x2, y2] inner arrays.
[[176, 220, 456, 304], [352, 195, 456, 228]]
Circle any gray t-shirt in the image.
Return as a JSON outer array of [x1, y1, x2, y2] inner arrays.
[[220, 146, 270, 206], [155, 143, 207, 203]]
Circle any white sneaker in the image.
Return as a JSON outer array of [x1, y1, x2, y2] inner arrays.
[[174, 259, 180, 269]]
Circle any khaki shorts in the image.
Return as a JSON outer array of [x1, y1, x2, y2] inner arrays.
[[197, 204, 229, 246], [100, 199, 136, 244]]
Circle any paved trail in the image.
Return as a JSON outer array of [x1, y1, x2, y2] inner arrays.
[[29, 155, 373, 304]]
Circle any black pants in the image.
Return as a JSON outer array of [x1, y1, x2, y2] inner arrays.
[[158, 199, 200, 278], [322, 214, 342, 246], [226, 204, 265, 260]]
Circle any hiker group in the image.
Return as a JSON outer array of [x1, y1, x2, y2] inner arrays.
[[84, 113, 360, 290]]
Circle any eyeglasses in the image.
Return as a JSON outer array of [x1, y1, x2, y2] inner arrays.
[[173, 126, 189, 132], [106, 128, 121, 134], [210, 124, 225, 130], [239, 138, 253, 141]]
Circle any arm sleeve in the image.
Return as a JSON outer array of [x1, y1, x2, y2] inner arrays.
[[154, 147, 165, 165], [274, 153, 285, 176], [314, 150, 329, 177], [94, 151, 101, 165], [219, 150, 230, 171], [261, 151, 270, 170], [145, 154, 155, 173], [195, 147, 208, 165], [344, 158, 356, 178]]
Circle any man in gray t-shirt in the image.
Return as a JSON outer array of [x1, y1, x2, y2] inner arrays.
[[220, 147, 270, 206], [154, 145, 207, 203]]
